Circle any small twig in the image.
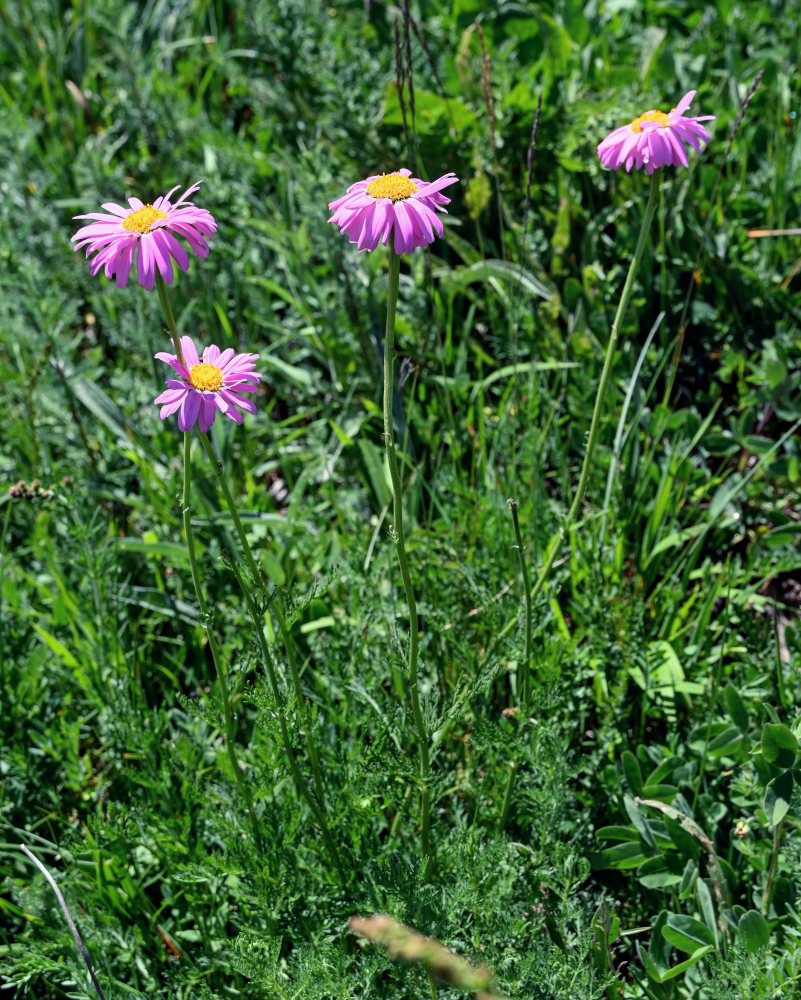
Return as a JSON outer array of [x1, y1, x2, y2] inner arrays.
[[20, 843, 108, 1000]]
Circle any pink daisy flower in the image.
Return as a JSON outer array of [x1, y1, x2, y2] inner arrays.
[[597, 90, 715, 174], [154, 336, 262, 433], [71, 181, 216, 290], [328, 168, 458, 254]]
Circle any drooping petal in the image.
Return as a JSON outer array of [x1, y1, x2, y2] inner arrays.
[[178, 390, 201, 431], [198, 397, 217, 433], [114, 239, 136, 289], [154, 387, 187, 406], [136, 235, 157, 290], [328, 169, 458, 255], [597, 88, 714, 173], [72, 181, 215, 289]]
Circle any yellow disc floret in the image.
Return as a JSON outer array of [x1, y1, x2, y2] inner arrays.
[[630, 109, 670, 133], [189, 362, 224, 392], [122, 204, 169, 233], [366, 173, 419, 201]]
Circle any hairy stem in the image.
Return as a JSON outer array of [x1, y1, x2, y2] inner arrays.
[[156, 279, 258, 845], [383, 246, 430, 863]]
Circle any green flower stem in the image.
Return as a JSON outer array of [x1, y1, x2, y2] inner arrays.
[[155, 274, 185, 367], [527, 172, 661, 613], [197, 431, 328, 809], [507, 499, 532, 704], [225, 555, 343, 879], [181, 432, 258, 840], [155, 275, 258, 844], [384, 245, 430, 862]]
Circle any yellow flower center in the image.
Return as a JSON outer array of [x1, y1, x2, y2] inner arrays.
[[122, 204, 169, 233], [630, 109, 670, 133], [366, 173, 419, 201], [189, 362, 224, 392]]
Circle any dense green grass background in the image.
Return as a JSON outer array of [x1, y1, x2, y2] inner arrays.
[[2, 0, 801, 997]]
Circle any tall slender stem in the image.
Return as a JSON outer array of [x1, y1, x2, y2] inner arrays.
[[528, 172, 661, 607], [156, 274, 185, 367], [197, 431, 328, 809], [155, 277, 258, 846], [383, 246, 430, 862]]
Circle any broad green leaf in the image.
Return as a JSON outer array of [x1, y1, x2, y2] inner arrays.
[[697, 878, 718, 945], [762, 724, 798, 769], [723, 683, 749, 731], [664, 815, 700, 861], [649, 910, 672, 971], [740, 435, 776, 455], [738, 910, 770, 953], [591, 842, 650, 870], [657, 946, 715, 982], [622, 750, 643, 796], [383, 84, 478, 135], [662, 914, 715, 953], [644, 757, 676, 787], [639, 784, 678, 803], [596, 825, 641, 842], [356, 438, 391, 510], [764, 769, 794, 826], [679, 858, 698, 898], [624, 795, 655, 848], [703, 432, 738, 456], [639, 945, 664, 983], [299, 616, 336, 634], [637, 853, 685, 888], [707, 724, 746, 758]]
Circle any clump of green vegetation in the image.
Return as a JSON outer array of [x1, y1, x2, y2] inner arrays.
[[2, 1, 801, 998]]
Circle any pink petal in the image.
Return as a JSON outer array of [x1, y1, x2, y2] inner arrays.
[[178, 390, 201, 431], [672, 90, 696, 117], [180, 336, 200, 367]]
